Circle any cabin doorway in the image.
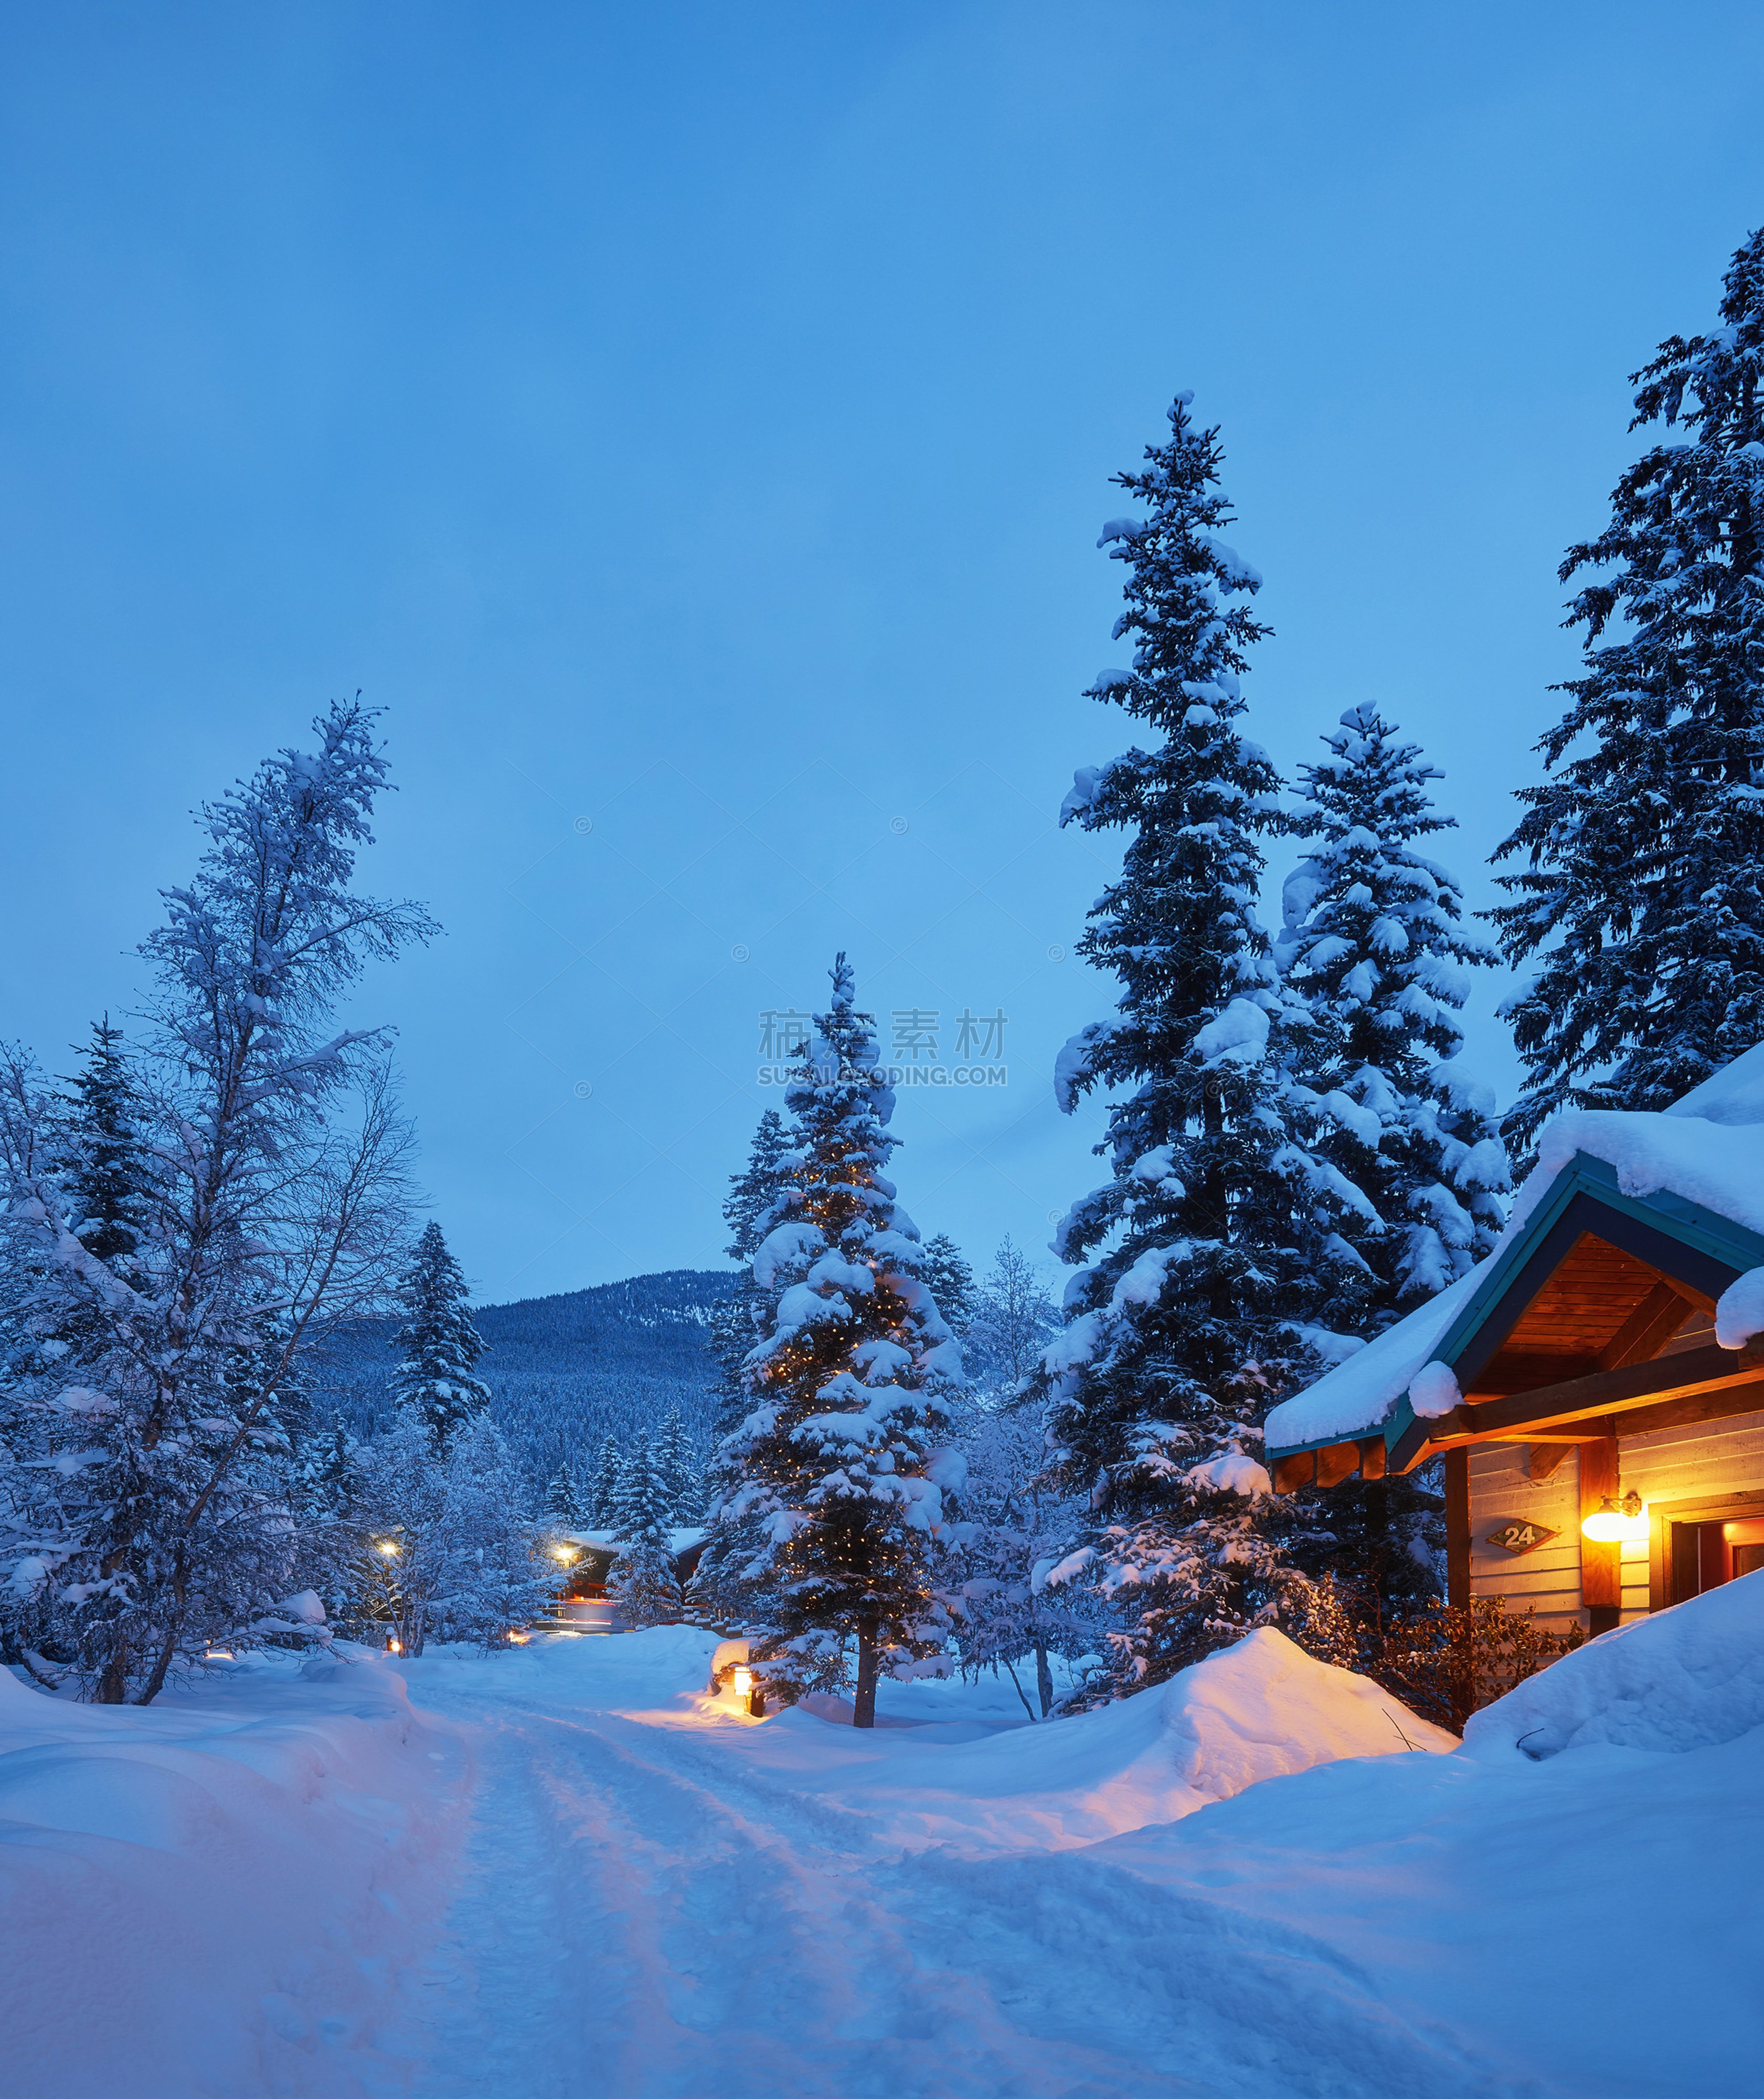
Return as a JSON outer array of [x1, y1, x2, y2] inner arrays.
[[1656, 1494, 1764, 1607]]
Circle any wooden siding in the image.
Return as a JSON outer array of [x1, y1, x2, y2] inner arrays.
[[1467, 1404, 1764, 1631]]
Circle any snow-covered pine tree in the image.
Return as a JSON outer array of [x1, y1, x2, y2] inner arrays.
[[1280, 705, 1511, 1321], [717, 955, 964, 1725], [57, 1019, 151, 1274], [1038, 394, 1372, 1698], [653, 1406, 699, 1523], [922, 1235, 976, 1334], [604, 1432, 651, 1539], [695, 1110, 797, 1620], [607, 1432, 682, 1627], [1493, 226, 1764, 1148], [588, 1433, 621, 1528], [708, 1109, 793, 1434], [543, 1458, 585, 1528], [394, 1223, 492, 1461]]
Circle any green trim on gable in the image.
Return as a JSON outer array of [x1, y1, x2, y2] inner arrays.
[[1268, 1151, 1764, 1464]]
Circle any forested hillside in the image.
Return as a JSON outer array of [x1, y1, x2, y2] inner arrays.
[[308, 1269, 736, 1492]]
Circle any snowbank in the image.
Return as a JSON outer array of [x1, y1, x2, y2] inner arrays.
[[1088, 1575, 1764, 2096], [1464, 1568, 1764, 1760], [739, 1628, 1453, 1853], [0, 1651, 461, 2099]]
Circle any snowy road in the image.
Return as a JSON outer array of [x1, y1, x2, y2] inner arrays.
[[10, 1615, 1762, 2096], [385, 1631, 1495, 2099]]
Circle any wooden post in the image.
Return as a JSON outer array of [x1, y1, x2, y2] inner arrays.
[[1579, 1435, 1621, 1631], [1444, 1448, 1471, 1608]]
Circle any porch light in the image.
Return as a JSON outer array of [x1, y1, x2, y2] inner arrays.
[[730, 1665, 755, 1700], [377, 1540, 399, 1557], [1582, 1490, 1649, 1544], [551, 1544, 576, 1564]]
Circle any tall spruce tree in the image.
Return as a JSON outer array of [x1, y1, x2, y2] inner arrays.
[[543, 1458, 585, 1528], [588, 1433, 621, 1528], [922, 1235, 976, 1334], [57, 1020, 151, 1273], [695, 1110, 795, 1619], [1038, 394, 1369, 1697], [604, 1433, 651, 1539], [392, 1223, 492, 1461], [1494, 227, 1764, 1146], [716, 955, 963, 1725], [708, 1110, 793, 1434], [654, 1406, 699, 1523], [606, 1433, 683, 1627], [1280, 705, 1511, 1321]]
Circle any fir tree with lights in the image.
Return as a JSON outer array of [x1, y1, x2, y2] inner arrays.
[[714, 955, 964, 1725]]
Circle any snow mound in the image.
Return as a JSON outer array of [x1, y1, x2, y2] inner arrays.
[[771, 1629, 1453, 1854], [1146, 1627, 1457, 1798], [0, 1651, 460, 2098], [1465, 1572, 1764, 1762]]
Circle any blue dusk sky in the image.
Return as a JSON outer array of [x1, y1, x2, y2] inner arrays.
[[3, 3, 1762, 1303]]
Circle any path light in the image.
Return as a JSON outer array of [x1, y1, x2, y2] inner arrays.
[[730, 1665, 754, 1699], [1582, 1490, 1649, 1544], [387, 1637, 402, 1653], [377, 1540, 399, 1557]]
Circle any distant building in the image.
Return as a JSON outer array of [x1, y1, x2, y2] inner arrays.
[[547, 1529, 708, 1634], [1266, 1047, 1764, 1635]]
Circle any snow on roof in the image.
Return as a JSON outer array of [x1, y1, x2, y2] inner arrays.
[[561, 1528, 707, 1554], [1265, 1049, 1764, 1455], [1263, 1267, 1480, 1451]]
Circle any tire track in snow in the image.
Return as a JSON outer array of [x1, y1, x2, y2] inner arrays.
[[393, 1675, 1523, 2099]]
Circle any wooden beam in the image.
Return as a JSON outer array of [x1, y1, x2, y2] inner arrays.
[[1357, 1436, 1386, 1481], [1444, 1449, 1470, 1607], [1528, 1443, 1571, 1481], [1579, 1435, 1621, 1617], [1600, 1379, 1764, 1442], [1597, 1280, 1695, 1371], [1439, 1344, 1764, 1444], [1272, 1450, 1315, 1493], [1315, 1441, 1361, 1489]]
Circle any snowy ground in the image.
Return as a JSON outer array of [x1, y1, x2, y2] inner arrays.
[[5, 1598, 1763, 2098]]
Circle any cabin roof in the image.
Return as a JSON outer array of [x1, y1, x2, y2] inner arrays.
[[1264, 1049, 1764, 1469]]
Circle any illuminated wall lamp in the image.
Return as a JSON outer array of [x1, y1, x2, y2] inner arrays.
[[1581, 1490, 1649, 1544]]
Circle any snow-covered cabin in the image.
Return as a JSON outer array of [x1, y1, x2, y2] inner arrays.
[[1265, 1048, 1764, 1635], [548, 1529, 707, 1632]]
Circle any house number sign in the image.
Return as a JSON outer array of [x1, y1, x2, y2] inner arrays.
[[1485, 1520, 1559, 1555]]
